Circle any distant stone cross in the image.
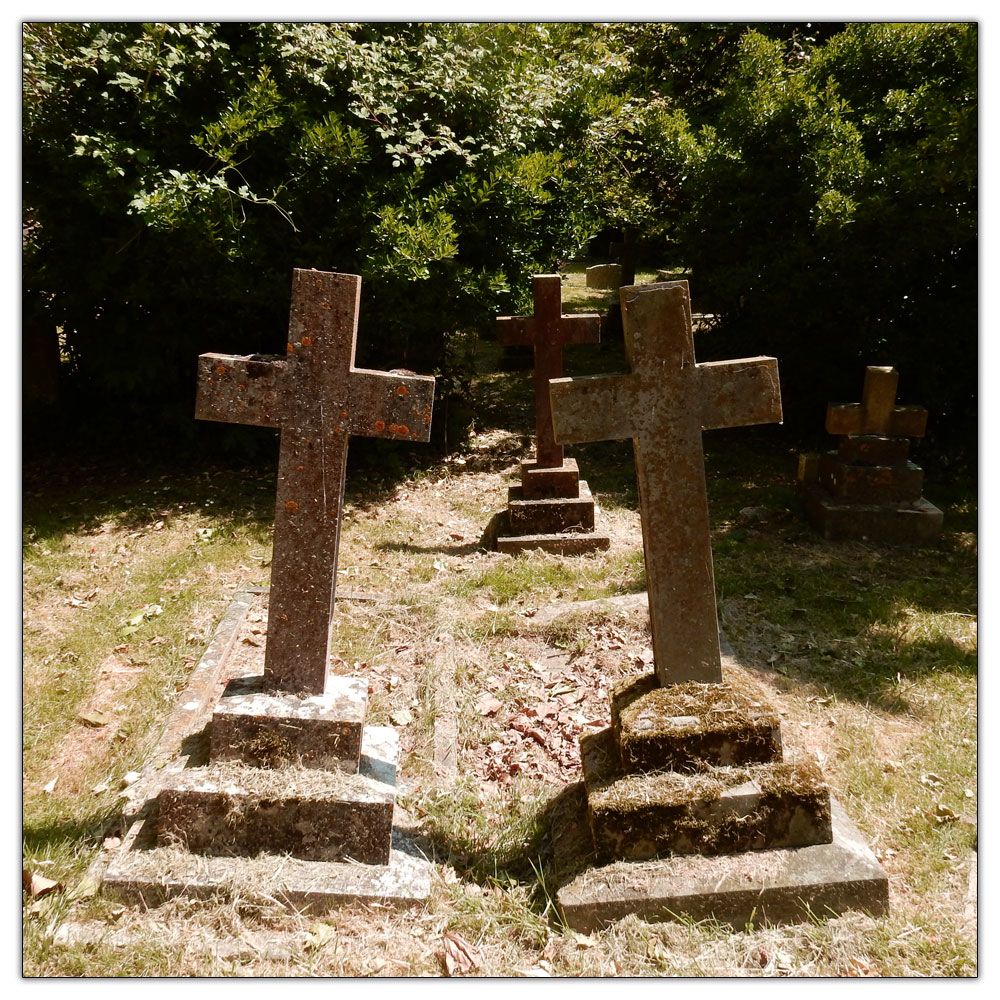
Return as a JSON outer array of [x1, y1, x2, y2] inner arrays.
[[609, 229, 639, 286], [825, 365, 928, 438], [496, 274, 601, 468], [196, 269, 435, 694], [549, 281, 782, 686]]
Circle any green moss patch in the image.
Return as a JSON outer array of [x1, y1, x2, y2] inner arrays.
[[611, 667, 782, 772]]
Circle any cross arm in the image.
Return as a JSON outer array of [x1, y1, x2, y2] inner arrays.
[[549, 373, 639, 444], [342, 369, 436, 442], [195, 353, 284, 428], [697, 357, 782, 431], [495, 316, 533, 347], [559, 312, 602, 345], [826, 402, 927, 438]]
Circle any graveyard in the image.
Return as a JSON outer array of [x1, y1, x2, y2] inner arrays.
[[23, 264, 976, 976], [23, 22, 976, 978]]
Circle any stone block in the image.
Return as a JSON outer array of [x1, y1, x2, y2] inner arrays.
[[586, 264, 623, 289], [556, 795, 888, 930], [157, 727, 397, 865], [838, 434, 911, 466], [610, 669, 782, 773], [507, 481, 597, 534], [817, 452, 924, 504], [210, 674, 367, 771], [803, 489, 944, 544], [495, 531, 611, 556], [582, 728, 831, 863], [797, 452, 819, 483], [520, 458, 580, 500]]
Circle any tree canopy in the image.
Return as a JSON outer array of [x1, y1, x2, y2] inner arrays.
[[23, 22, 977, 465]]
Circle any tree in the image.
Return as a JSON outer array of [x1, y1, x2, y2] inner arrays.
[[23, 22, 616, 453], [612, 22, 977, 465]]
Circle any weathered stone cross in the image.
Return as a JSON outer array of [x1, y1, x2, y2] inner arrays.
[[496, 275, 601, 468], [196, 269, 435, 695], [549, 281, 782, 686], [825, 365, 927, 438]]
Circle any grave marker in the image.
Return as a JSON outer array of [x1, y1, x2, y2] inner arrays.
[[197, 269, 435, 694], [549, 281, 781, 684], [496, 274, 600, 468]]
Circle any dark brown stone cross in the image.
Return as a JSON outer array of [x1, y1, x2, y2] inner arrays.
[[549, 281, 782, 686], [196, 269, 435, 694], [496, 275, 601, 468], [825, 365, 927, 438]]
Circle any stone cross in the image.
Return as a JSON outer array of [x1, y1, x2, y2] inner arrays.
[[549, 281, 782, 686], [496, 274, 600, 468], [825, 365, 928, 438], [196, 269, 435, 694]]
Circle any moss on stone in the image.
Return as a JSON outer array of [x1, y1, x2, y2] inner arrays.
[[611, 665, 782, 772]]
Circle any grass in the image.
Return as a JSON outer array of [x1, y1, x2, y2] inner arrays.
[[22, 290, 977, 977]]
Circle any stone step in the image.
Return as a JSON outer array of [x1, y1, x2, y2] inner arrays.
[[818, 452, 924, 504], [519, 457, 581, 500], [495, 530, 611, 555], [838, 434, 911, 466], [802, 488, 943, 544], [157, 726, 397, 865], [210, 673, 367, 772], [507, 480, 597, 534], [610, 669, 782, 774], [581, 728, 832, 863]]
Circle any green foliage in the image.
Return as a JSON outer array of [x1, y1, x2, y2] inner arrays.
[[612, 22, 977, 465], [23, 22, 614, 453]]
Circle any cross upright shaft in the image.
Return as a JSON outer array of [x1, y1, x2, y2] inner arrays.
[[196, 269, 435, 694], [496, 275, 600, 468], [549, 282, 782, 686]]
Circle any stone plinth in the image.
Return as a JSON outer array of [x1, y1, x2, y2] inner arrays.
[[158, 727, 398, 865], [556, 794, 888, 931], [210, 674, 367, 772], [801, 366, 942, 544], [520, 457, 580, 500], [586, 264, 623, 289], [582, 727, 831, 863], [507, 481, 598, 535], [611, 669, 782, 773]]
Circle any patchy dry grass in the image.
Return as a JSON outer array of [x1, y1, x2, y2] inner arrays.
[[23, 312, 976, 977]]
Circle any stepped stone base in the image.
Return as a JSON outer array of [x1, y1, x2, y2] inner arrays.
[[802, 487, 943, 544], [520, 458, 580, 500], [582, 728, 831, 863], [507, 480, 598, 534], [555, 791, 888, 931], [611, 669, 782, 772], [817, 452, 923, 504], [493, 460, 611, 555], [92, 590, 432, 911], [158, 727, 398, 865], [211, 673, 367, 771]]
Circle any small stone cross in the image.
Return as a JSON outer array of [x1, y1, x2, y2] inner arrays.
[[825, 366, 928, 438], [549, 281, 782, 685], [496, 275, 600, 468], [196, 269, 435, 694]]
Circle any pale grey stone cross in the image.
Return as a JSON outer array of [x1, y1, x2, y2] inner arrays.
[[549, 281, 782, 685]]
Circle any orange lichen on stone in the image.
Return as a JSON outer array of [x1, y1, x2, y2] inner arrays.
[[389, 424, 409, 436], [374, 420, 386, 432], [285, 500, 299, 514], [301, 336, 312, 347], [286, 342, 295, 354], [216, 365, 227, 375], [396, 385, 409, 396]]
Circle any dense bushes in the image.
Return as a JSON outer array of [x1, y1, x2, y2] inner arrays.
[[23, 22, 977, 467]]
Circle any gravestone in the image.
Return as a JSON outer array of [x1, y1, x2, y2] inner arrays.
[[799, 366, 943, 543], [491, 274, 610, 554], [585, 263, 622, 290], [548, 282, 888, 928], [100, 270, 437, 907]]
